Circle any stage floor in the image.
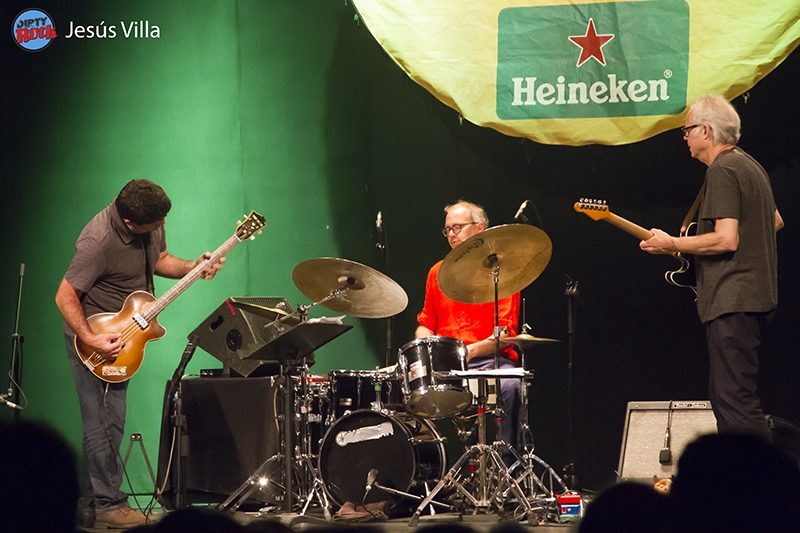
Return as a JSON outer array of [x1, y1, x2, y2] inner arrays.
[[79, 508, 581, 532]]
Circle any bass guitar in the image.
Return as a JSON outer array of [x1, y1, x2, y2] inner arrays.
[[75, 211, 266, 383], [573, 199, 696, 294]]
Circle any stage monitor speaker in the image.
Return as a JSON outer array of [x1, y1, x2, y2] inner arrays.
[[618, 400, 717, 483], [191, 297, 299, 377], [156, 376, 280, 509]]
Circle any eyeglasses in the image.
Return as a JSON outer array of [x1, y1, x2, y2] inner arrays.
[[681, 124, 703, 137], [442, 222, 478, 237]]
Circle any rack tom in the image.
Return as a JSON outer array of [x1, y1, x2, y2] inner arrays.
[[398, 336, 472, 419]]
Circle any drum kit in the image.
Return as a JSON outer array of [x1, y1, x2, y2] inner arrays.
[[217, 224, 569, 523]]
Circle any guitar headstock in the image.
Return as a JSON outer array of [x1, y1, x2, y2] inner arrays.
[[235, 211, 266, 241], [574, 198, 613, 221]]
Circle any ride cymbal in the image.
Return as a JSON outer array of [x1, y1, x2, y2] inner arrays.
[[438, 224, 552, 304], [292, 257, 408, 318]]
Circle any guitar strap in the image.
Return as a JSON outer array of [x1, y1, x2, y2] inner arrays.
[[681, 186, 704, 234], [141, 233, 155, 295]]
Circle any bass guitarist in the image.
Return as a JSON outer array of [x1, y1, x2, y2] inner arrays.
[[55, 179, 223, 529]]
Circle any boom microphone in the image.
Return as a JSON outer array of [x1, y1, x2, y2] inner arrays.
[[0, 396, 22, 410], [365, 468, 378, 495], [514, 200, 530, 224]]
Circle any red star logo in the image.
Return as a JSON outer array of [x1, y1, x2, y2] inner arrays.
[[568, 19, 614, 67]]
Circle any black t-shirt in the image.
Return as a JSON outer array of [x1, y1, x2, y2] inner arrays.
[[63, 203, 166, 334], [695, 148, 778, 323]]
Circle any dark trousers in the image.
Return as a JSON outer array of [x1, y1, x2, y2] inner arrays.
[[706, 311, 773, 442]]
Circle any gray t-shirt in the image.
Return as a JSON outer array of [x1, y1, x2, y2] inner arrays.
[[63, 203, 166, 334], [695, 148, 778, 323]]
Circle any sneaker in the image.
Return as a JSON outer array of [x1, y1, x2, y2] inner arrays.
[[94, 505, 147, 529]]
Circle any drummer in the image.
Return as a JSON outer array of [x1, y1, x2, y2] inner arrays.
[[415, 200, 521, 463]]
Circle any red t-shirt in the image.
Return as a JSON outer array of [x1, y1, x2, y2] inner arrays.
[[416, 260, 520, 362]]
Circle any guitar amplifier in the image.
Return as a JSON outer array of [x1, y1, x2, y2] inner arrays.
[[191, 297, 299, 377], [618, 400, 717, 483]]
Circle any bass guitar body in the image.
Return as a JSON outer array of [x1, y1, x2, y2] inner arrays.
[[75, 291, 166, 383]]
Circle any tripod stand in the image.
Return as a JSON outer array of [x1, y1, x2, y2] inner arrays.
[[217, 319, 350, 516], [504, 342, 568, 514], [408, 371, 535, 526], [216, 361, 330, 518]]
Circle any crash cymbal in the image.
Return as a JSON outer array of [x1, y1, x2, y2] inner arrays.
[[503, 333, 561, 348], [438, 224, 552, 304], [292, 258, 408, 319]]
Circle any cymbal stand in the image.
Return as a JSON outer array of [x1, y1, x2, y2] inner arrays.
[[296, 359, 332, 519], [504, 345, 568, 508], [408, 376, 533, 526]]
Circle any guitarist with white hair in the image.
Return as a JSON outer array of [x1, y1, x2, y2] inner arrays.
[[640, 94, 783, 442], [55, 179, 224, 529]]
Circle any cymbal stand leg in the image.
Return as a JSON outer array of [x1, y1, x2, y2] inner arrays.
[[218, 454, 284, 513], [408, 443, 483, 527], [484, 442, 535, 522], [299, 454, 331, 520]]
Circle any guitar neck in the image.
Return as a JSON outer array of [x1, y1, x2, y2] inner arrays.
[[602, 213, 653, 241], [141, 234, 240, 321]]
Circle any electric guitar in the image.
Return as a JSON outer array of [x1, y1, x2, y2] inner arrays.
[[573, 199, 696, 294], [75, 211, 266, 383]]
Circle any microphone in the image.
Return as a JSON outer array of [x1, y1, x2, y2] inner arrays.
[[20, 263, 25, 277], [0, 396, 22, 410], [376, 211, 383, 233], [514, 200, 530, 224], [659, 427, 672, 465], [365, 468, 378, 495]]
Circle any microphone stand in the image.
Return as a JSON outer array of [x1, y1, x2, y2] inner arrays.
[[167, 334, 199, 509], [376, 212, 392, 367], [3, 264, 25, 420], [563, 280, 581, 489]]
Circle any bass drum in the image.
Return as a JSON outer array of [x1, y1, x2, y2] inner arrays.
[[318, 410, 446, 506]]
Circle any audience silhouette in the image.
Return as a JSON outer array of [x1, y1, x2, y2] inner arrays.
[[669, 432, 800, 533], [0, 419, 81, 533]]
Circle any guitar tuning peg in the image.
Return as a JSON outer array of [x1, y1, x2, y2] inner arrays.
[[257, 230, 263, 235], [250, 235, 255, 241]]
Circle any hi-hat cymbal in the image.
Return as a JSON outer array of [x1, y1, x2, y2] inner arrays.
[[438, 224, 552, 304], [503, 334, 561, 348], [292, 258, 408, 319]]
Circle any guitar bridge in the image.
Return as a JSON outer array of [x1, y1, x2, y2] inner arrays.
[[132, 313, 149, 330]]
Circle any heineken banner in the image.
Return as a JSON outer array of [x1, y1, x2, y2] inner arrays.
[[352, 0, 800, 146]]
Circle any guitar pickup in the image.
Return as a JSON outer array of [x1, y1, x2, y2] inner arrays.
[[132, 313, 148, 329]]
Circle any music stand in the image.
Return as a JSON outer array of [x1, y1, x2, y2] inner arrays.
[[239, 320, 351, 365], [219, 320, 351, 514]]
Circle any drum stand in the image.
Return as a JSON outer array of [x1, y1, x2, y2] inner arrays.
[[408, 375, 533, 526], [504, 345, 568, 514], [218, 308, 349, 518]]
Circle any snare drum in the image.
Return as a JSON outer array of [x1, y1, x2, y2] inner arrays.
[[329, 369, 403, 421], [398, 336, 473, 419], [318, 409, 446, 506]]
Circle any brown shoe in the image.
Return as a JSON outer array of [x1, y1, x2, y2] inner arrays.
[[94, 506, 147, 529]]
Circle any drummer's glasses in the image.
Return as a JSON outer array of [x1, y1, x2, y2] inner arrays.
[[442, 222, 478, 237]]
